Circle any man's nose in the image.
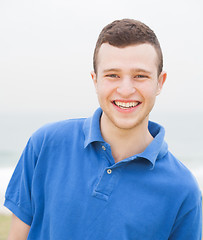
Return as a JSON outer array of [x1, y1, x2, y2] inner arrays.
[[116, 78, 136, 97]]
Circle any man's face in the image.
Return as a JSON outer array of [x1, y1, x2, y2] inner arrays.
[[92, 43, 166, 131]]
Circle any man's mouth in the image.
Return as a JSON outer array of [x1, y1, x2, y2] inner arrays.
[[113, 101, 141, 109]]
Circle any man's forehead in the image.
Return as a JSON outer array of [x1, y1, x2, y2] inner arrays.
[[97, 43, 159, 72]]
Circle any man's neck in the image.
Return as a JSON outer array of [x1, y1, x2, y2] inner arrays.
[[100, 115, 153, 163]]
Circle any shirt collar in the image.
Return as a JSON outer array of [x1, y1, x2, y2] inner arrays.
[[83, 108, 104, 148], [83, 108, 168, 168], [136, 121, 168, 168]]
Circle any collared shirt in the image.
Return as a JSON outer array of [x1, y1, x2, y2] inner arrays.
[[4, 108, 202, 239]]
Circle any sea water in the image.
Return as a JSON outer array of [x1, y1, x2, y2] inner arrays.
[[1, 111, 203, 214]]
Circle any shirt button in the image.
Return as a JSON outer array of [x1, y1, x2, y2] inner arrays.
[[107, 169, 112, 174], [102, 146, 106, 151]]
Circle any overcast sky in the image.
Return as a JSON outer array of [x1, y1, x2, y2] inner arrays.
[[0, 0, 203, 116]]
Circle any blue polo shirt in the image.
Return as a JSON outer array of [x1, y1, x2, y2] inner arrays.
[[4, 108, 202, 239]]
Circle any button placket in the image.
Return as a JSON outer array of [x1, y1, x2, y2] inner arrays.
[[92, 167, 117, 201]]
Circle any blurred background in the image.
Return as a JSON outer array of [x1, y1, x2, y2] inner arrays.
[[0, 0, 203, 218]]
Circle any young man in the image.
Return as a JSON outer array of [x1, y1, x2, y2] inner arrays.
[[4, 19, 202, 239]]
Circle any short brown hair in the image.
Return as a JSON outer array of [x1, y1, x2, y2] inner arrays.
[[93, 19, 163, 75]]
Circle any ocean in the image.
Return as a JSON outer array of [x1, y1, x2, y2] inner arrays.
[[1, 111, 203, 214]]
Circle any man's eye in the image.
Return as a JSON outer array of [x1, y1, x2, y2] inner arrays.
[[135, 75, 147, 78], [106, 74, 119, 78]]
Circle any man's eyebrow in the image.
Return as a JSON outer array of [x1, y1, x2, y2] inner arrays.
[[131, 68, 152, 74], [102, 68, 121, 73]]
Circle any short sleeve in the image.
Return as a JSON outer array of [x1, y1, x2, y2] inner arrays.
[[4, 138, 37, 226], [169, 195, 202, 240]]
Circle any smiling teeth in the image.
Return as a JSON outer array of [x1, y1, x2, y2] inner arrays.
[[114, 101, 139, 109]]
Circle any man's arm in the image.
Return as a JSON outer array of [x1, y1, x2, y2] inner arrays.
[[7, 214, 30, 240]]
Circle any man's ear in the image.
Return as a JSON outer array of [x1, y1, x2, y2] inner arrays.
[[91, 71, 98, 91], [156, 71, 167, 95]]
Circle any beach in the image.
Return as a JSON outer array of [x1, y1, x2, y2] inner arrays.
[[0, 214, 11, 240]]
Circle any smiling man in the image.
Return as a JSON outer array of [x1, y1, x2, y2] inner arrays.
[[91, 42, 166, 163], [4, 19, 202, 240]]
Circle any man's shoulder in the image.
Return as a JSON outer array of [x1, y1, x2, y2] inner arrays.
[[167, 152, 196, 180], [29, 117, 87, 148], [163, 151, 201, 202]]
